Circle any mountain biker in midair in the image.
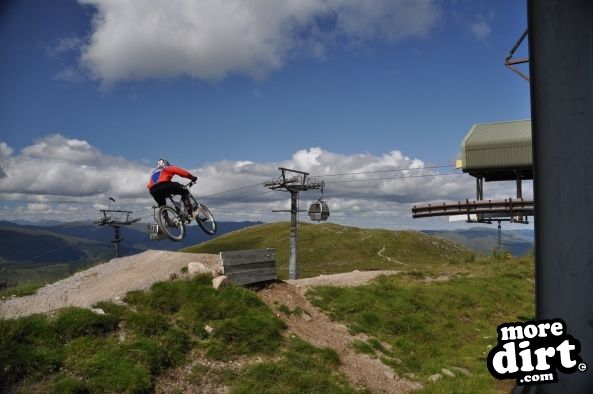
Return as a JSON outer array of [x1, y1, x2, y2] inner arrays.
[[148, 159, 198, 221]]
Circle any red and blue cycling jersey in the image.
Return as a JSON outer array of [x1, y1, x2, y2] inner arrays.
[[147, 165, 193, 189]]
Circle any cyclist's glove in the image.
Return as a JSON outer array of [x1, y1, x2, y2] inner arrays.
[[190, 175, 198, 182]]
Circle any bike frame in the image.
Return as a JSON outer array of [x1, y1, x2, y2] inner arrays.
[[162, 182, 200, 223]]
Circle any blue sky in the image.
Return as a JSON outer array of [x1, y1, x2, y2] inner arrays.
[[0, 0, 532, 229]]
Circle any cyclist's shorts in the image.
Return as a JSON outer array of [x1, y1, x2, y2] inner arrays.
[[149, 182, 188, 206]]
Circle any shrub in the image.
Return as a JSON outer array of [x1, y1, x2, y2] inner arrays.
[[0, 315, 62, 388], [125, 310, 169, 337], [51, 376, 89, 394], [54, 308, 119, 339], [72, 343, 152, 393], [125, 337, 168, 374], [163, 327, 191, 365]]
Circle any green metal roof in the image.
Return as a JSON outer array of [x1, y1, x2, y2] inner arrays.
[[461, 120, 532, 173]]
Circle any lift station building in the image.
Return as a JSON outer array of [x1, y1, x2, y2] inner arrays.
[[458, 119, 532, 200]]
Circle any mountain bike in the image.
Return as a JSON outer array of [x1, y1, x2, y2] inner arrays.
[[153, 181, 216, 241]]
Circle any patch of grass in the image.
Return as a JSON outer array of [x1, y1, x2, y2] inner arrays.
[[72, 341, 153, 393], [0, 314, 62, 389], [124, 275, 286, 359], [276, 304, 305, 317], [230, 336, 363, 394], [92, 301, 129, 319], [307, 256, 534, 393], [277, 304, 291, 316], [3, 275, 286, 393], [0, 282, 44, 299], [163, 327, 191, 365], [54, 307, 119, 339], [350, 339, 375, 356], [51, 375, 90, 393], [126, 310, 170, 337]]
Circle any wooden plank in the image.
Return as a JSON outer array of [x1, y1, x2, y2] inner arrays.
[[220, 248, 277, 285], [220, 249, 276, 267], [225, 267, 277, 281], [226, 271, 278, 285], [223, 261, 275, 274]]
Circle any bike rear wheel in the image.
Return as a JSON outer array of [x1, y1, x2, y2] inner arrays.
[[156, 206, 185, 242], [195, 203, 217, 235]]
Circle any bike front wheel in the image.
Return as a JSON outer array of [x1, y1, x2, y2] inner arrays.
[[195, 203, 217, 235], [156, 206, 185, 242]]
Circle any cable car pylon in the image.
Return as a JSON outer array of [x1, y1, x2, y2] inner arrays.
[[264, 167, 324, 280]]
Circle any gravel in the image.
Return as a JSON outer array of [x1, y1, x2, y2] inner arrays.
[[0, 250, 221, 319]]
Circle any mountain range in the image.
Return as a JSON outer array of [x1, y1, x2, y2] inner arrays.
[[0, 220, 261, 268], [422, 227, 534, 256]]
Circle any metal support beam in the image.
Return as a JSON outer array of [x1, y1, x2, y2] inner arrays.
[[111, 225, 122, 258], [289, 191, 298, 280], [476, 177, 484, 200], [516, 177, 524, 221], [528, 0, 593, 392], [94, 208, 140, 258]]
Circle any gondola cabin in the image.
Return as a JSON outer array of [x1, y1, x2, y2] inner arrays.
[[308, 200, 330, 221]]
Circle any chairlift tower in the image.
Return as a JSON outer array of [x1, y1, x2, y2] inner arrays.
[[264, 167, 324, 280], [93, 208, 140, 258]]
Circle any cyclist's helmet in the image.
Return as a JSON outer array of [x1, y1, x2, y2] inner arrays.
[[157, 159, 170, 168]]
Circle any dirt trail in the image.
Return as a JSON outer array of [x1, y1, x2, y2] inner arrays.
[[287, 269, 398, 288], [0, 250, 221, 319], [258, 279, 421, 393], [377, 245, 408, 266]]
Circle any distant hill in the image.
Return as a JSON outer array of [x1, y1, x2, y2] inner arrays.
[[0, 220, 261, 287], [0, 220, 263, 264], [183, 222, 476, 279], [4, 220, 262, 253], [422, 227, 534, 256], [0, 224, 139, 267]]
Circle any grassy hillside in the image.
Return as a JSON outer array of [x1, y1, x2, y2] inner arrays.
[[183, 222, 476, 279], [1, 276, 361, 393], [309, 256, 534, 393], [1, 221, 535, 393]]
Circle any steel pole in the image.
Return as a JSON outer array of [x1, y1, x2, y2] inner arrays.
[[113, 225, 120, 258], [528, 0, 593, 392], [289, 191, 298, 280]]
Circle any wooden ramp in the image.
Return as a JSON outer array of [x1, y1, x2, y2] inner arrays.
[[220, 249, 277, 285]]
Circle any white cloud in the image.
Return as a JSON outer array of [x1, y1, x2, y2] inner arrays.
[[76, 0, 440, 85], [48, 36, 85, 56], [53, 66, 86, 83], [470, 20, 491, 41], [26, 203, 51, 212], [0, 134, 148, 199], [0, 137, 529, 229]]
